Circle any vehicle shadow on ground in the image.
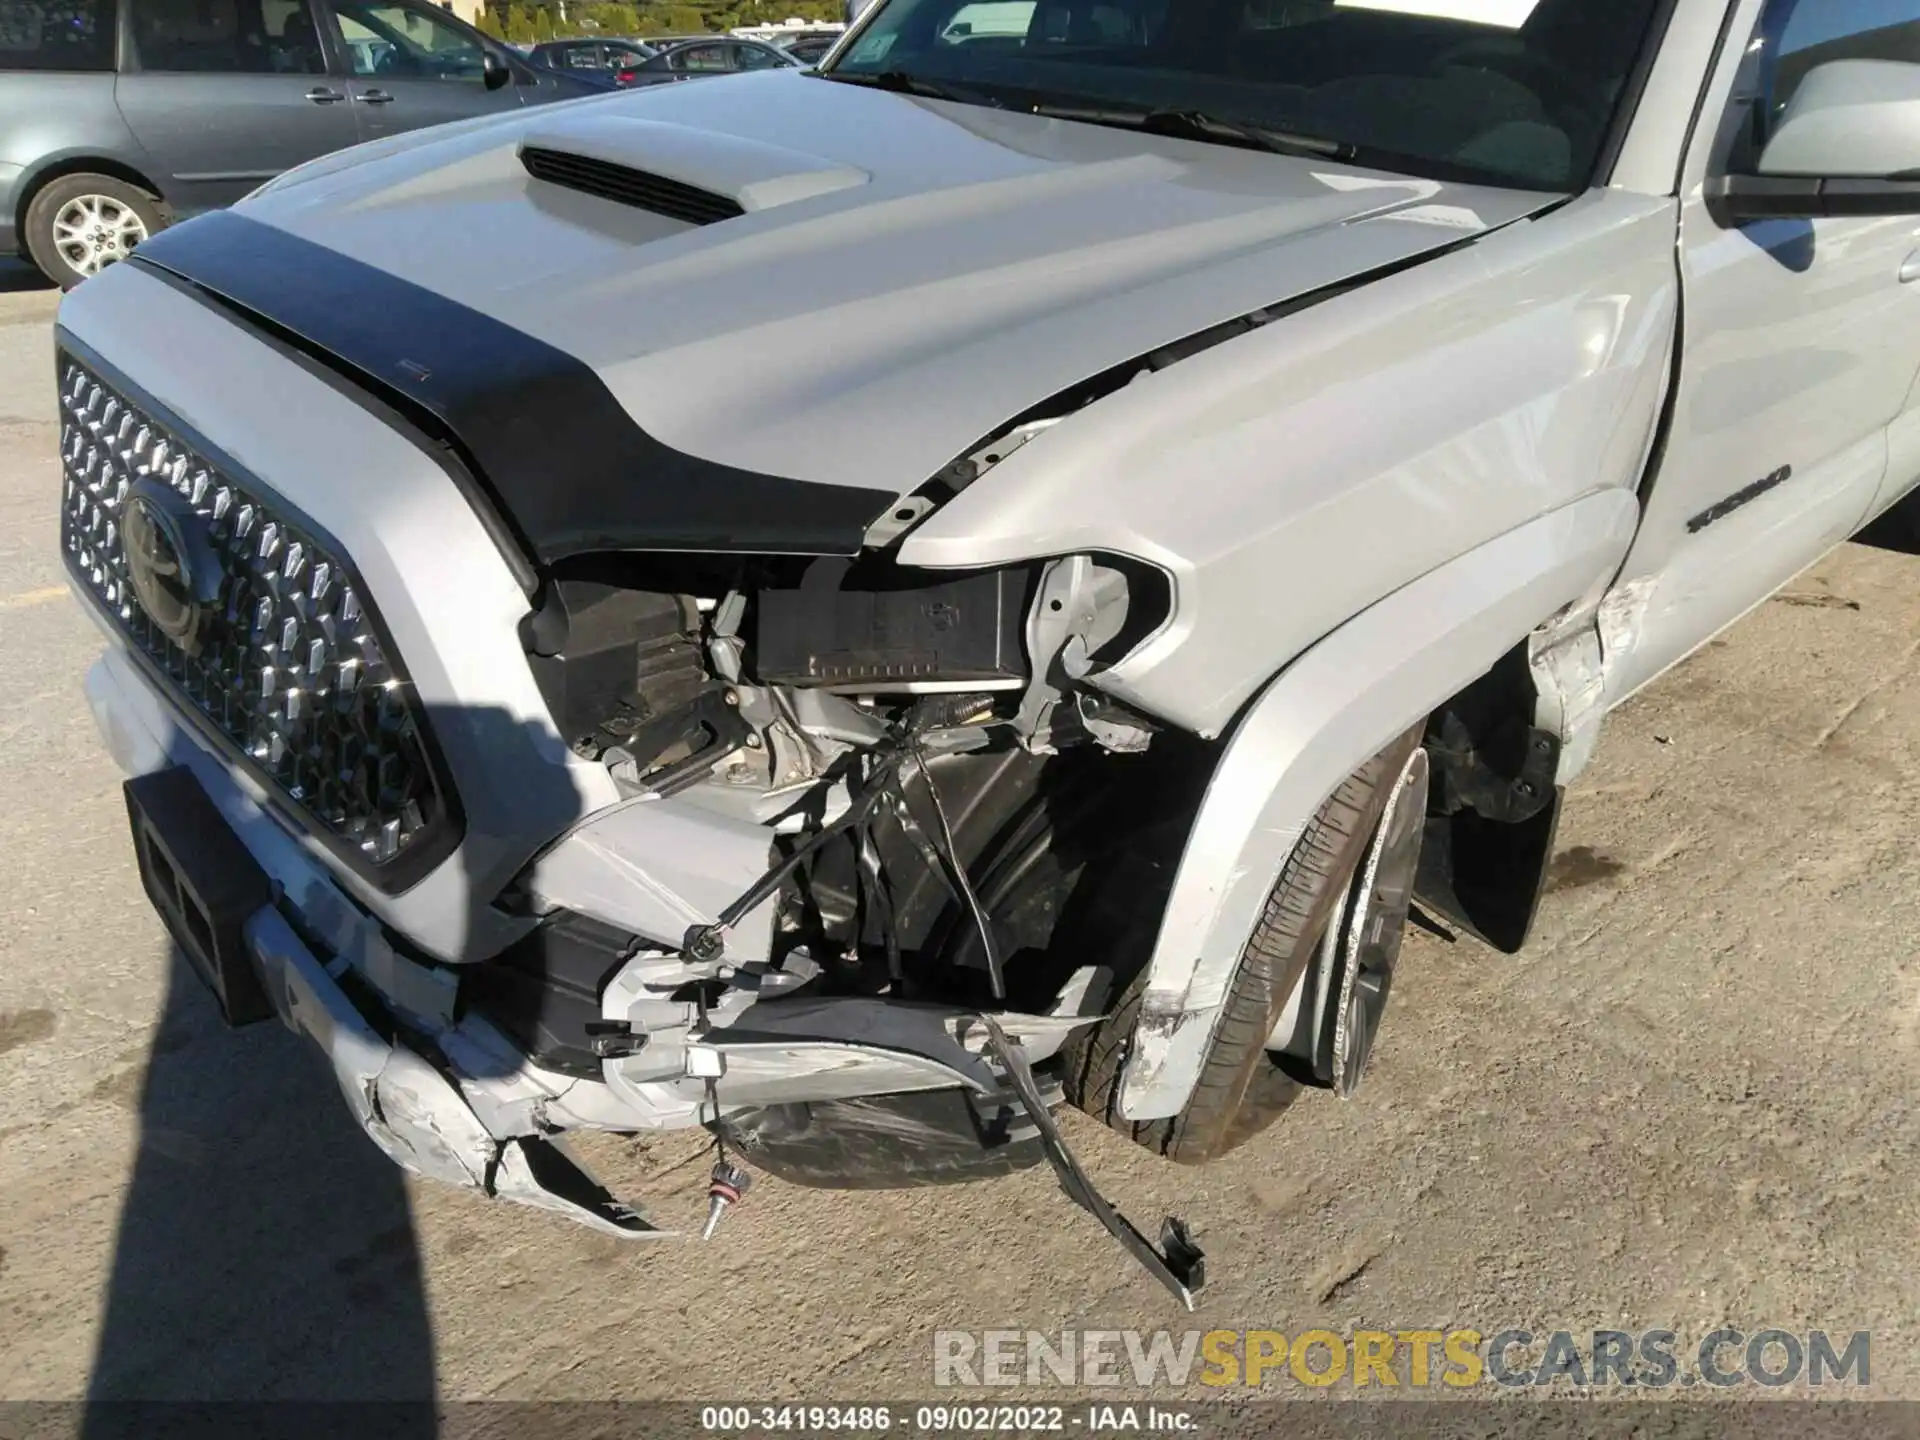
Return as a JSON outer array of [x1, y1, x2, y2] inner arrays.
[[81, 945, 439, 1422], [78, 703, 592, 1424], [1853, 511, 1920, 558], [0, 260, 55, 295]]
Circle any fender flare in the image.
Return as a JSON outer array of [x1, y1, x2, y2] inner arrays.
[[1116, 489, 1640, 1122]]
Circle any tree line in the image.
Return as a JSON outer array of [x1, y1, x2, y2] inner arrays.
[[475, 0, 845, 43]]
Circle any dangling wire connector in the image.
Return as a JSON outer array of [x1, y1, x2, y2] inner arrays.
[[702, 1157, 752, 1240], [692, 985, 749, 1240]]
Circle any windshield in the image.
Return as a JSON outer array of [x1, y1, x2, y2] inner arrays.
[[821, 0, 1669, 190]]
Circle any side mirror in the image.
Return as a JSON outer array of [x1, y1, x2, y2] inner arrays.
[[483, 49, 512, 90], [1712, 59, 1920, 222]]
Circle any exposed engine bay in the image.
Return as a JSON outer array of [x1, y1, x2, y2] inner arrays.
[[478, 543, 1211, 1300], [518, 546, 1176, 994]]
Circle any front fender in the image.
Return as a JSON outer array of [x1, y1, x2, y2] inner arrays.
[[1116, 490, 1639, 1122]]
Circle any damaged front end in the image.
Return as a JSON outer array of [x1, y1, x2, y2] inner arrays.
[[65, 230, 1223, 1304], [447, 543, 1209, 1301]]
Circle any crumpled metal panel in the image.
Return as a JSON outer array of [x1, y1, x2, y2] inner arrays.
[[1119, 493, 1640, 1121], [365, 1047, 498, 1190], [247, 906, 672, 1236]]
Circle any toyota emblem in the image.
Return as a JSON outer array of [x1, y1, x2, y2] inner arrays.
[[124, 479, 219, 654]]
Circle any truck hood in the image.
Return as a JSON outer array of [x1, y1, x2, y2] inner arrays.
[[140, 71, 1555, 560]]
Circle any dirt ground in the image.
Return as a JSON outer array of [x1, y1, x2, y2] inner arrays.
[[3, 261, 1919, 1407]]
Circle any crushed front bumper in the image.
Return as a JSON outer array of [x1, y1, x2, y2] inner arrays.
[[83, 641, 1082, 1238], [102, 645, 683, 1235]]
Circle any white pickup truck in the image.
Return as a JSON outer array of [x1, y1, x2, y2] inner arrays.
[[56, 0, 1920, 1301]]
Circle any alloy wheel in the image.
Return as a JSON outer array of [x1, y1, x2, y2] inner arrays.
[[51, 194, 150, 278]]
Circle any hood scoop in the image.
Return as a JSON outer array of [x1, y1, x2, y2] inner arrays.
[[518, 115, 871, 225], [523, 147, 745, 225]]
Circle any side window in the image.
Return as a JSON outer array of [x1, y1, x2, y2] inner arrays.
[[260, 0, 322, 69], [334, 0, 485, 78], [1762, 0, 1920, 141], [130, 0, 324, 72], [938, 1, 1036, 44], [1, 0, 118, 70], [674, 42, 729, 70], [561, 43, 602, 68], [735, 42, 783, 68]]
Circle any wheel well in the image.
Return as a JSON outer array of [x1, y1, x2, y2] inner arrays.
[[1415, 642, 1564, 953], [777, 730, 1219, 1014], [16, 157, 168, 245]]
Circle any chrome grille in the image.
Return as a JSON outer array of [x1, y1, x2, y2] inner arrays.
[[58, 354, 447, 867]]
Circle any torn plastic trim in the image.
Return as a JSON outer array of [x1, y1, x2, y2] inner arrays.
[[1529, 612, 1609, 787], [250, 854, 1199, 1295], [246, 905, 676, 1237], [978, 1017, 1205, 1310], [493, 1135, 666, 1240], [520, 790, 783, 967], [600, 954, 1105, 1113], [718, 1080, 1057, 1191]]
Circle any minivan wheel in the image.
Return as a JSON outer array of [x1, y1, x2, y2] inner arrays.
[[1063, 726, 1425, 1165], [24, 175, 164, 289]]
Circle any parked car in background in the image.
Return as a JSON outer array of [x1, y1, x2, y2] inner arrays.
[[772, 32, 840, 64], [622, 36, 801, 85], [527, 36, 657, 88], [0, 0, 599, 287]]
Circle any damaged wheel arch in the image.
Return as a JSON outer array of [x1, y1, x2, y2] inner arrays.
[[1113, 493, 1639, 1123]]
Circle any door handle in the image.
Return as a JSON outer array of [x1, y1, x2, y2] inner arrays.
[[355, 89, 396, 104], [305, 87, 346, 103], [1902, 251, 1920, 285]]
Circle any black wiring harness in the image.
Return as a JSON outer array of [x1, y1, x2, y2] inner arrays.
[[681, 699, 1006, 999], [677, 696, 1207, 1306]]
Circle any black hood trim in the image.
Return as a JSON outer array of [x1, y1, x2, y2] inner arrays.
[[129, 211, 899, 567]]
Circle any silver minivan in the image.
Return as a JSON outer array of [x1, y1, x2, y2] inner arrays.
[[0, 0, 597, 287]]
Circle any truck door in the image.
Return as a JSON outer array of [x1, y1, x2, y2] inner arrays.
[[1605, 0, 1920, 705]]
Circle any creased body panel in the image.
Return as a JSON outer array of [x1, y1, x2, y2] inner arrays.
[[904, 190, 1682, 738]]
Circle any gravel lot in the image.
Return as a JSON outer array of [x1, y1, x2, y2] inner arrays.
[[3, 260, 1918, 1408]]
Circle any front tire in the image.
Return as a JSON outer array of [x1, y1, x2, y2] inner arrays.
[[1063, 727, 1424, 1164], [24, 174, 165, 290]]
